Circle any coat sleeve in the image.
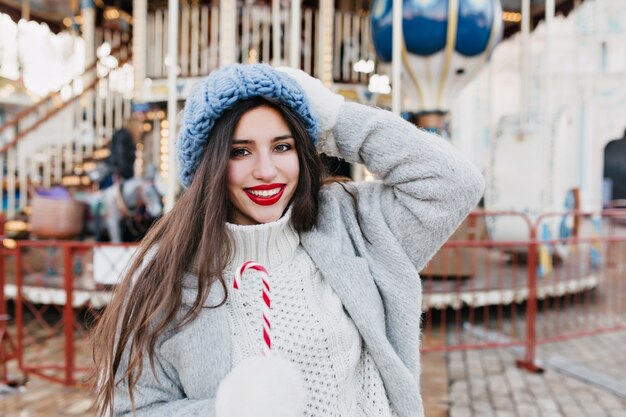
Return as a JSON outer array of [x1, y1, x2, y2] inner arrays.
[[112, 336, 216, 417], [327, 102, 485, 271]]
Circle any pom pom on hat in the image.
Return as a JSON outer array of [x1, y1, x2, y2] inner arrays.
[[176, 64, 319, 187]]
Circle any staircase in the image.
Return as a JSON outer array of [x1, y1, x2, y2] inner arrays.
[[0, 33, 132, 219]]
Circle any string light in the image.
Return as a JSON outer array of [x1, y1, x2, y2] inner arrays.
[[368, 74, 391, 94], [353, 59, 375, 74], [93, 149, 111, 159], [503, 11, 522, 23]]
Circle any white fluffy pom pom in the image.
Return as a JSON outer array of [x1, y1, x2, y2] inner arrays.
[[215, 356, 306, 417]]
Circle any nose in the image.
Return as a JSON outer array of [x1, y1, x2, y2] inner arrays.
[[252, 151, 277, 181]]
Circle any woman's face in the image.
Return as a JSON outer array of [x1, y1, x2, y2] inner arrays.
[[227, 105, 300, 225]]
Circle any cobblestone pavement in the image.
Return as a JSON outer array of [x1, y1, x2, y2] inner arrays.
[[435, 331, 626, 417], [2, 331, 625, 416]]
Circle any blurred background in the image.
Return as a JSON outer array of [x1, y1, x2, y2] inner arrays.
[[0, 0, 624, 416]]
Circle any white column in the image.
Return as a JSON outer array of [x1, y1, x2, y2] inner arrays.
[[181, 5, 190, 75], [588, 0, 603, 209], [318, 0, 334, 86], [133, 0, 147, 101], [82, 0, 96, 66], [574, 0, 584, 189], [83, 0, 96, 157], [210, 6, 220, 69], [520, 0, 531, 140], [289, 0, 301, 68], [543, 0, 555, 210], [391, 0, 402, 115], [303, 9, 313, 73], [191, 5, 200, 75], [166, 0, 179, 211], [272, 0, 282, 65], [220, 0, 237, 66]]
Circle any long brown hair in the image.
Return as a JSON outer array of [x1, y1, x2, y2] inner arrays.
[[91, 97, 324, 416]]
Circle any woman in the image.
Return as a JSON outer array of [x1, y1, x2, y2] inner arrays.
[[92, 64, 484, 417]]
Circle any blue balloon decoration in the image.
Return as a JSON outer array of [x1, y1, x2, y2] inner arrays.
[[372, 0, 500, 59], [370, 0, 394, 62], [403, 0, 449, 57], [456, 0, 494, 56], [370, 0, 503, 112]]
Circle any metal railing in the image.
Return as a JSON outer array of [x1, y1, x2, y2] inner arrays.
[[1, 240, 136, 385], [1, 209, 625, 385], [0, 35, 132, 220]]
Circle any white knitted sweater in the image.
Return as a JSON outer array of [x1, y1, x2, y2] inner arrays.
[[225, 210, 397, 417]]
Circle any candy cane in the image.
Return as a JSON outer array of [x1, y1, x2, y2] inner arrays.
[[233, 261, 271, 355]]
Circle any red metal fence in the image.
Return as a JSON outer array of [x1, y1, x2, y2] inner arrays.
[[1, 210, 625, 385], [1, 241, 137, 386], [421, 209, 626, 372]]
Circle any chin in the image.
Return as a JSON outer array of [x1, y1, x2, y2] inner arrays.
[[253, 209, 285, 224]]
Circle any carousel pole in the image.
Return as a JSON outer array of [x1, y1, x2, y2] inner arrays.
[[82, 1, 96, 72], [290, 0, 301, 68], [391, 0, 402, 115], [220, 0, 236, 65], [133, 0, 147, 102], [165, 0, 179, 212], [82, 0, 96, 157], [318, 0, 334, 86], [272, 0, 282, 65]]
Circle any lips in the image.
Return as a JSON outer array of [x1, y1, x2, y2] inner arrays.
[[244, 184, 286, 206]]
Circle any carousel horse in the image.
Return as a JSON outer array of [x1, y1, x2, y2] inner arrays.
[[96, 127, 163, 242], [102, 174, 163, 243]]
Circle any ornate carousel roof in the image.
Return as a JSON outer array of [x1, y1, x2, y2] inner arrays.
[[0, 0, 132, 32]]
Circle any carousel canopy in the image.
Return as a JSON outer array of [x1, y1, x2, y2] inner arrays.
[[0, 0, 586, 37], [0, 0, 132, 33]]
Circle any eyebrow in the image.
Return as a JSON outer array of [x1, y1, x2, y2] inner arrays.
[[232, 134, 294, 145]]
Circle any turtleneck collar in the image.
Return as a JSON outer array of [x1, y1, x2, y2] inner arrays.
[[226, 207, 300, 270]]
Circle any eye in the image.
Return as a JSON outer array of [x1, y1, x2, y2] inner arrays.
[[274, 143, 292, 153], [230, 148, 250, 158]]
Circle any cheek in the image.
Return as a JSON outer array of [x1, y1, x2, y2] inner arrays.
[[227, 162, 244, 197], [228, 159, 251, 184], [286, 157, 300, 184]]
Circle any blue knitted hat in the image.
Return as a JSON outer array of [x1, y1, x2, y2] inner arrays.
[[176, 64, 319, 187]]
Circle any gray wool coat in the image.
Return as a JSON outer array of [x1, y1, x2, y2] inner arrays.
[[113, 102, 485, 416]]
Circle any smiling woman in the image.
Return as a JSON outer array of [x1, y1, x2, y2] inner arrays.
[[227, 105, 301, 225], [91, 64, 485, 417]]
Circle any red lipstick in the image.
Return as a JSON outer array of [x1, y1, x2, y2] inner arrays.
[[244, 184, 286, 206]]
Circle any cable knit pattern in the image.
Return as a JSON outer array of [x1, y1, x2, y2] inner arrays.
[[225, 212, 397, 417], [177, 64, 320, 187]]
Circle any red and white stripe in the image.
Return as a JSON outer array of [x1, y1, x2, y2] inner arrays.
[[233, 261, 272, 355]]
